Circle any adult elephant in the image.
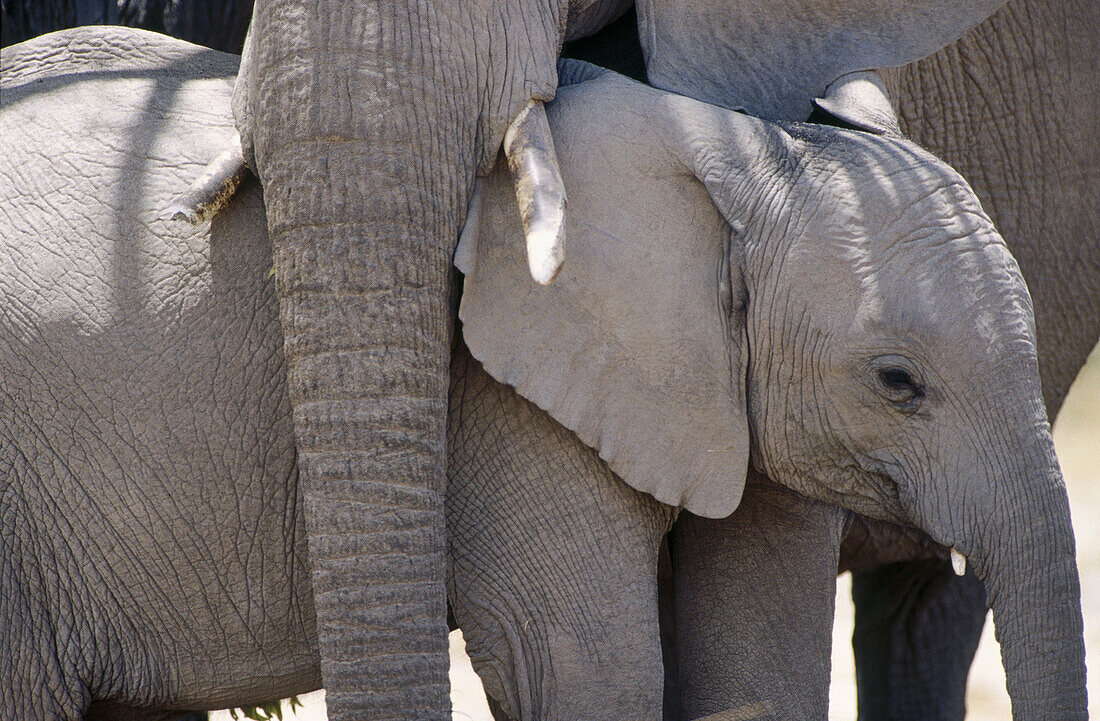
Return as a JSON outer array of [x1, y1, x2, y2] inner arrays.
[[664, 1, 1100, 718], [1, 28, 1086, 720], [227, 0, 1012, 716]]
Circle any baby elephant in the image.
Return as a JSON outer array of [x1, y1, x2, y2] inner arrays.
[[455, 62, 1087, 719], [0, 27, 1085, 721]]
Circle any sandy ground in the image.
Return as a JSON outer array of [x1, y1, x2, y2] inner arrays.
[[212, 344, 1100, 721]]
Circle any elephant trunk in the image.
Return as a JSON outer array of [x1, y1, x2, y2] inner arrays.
[[235, 2, 482, 717], [952, 430, 1086, 719]]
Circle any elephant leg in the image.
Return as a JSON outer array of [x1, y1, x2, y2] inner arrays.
[[85, 705, 208, 721], [840, 516, 989, 719], [487, 696, 515, 721], [669, 474, 849, 721], [447, 344, 674, 721], [658, 541, 679, 721], [850, 560, 987, 721]]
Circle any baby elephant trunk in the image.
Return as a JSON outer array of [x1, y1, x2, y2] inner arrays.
[[949, 428, 1086, 719]]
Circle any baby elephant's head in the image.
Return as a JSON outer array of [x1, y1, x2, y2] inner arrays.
[[457, 63, 1085, 718]]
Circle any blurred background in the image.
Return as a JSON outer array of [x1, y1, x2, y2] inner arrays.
[[213, 343, 1098, 720], [1, 0, 251, 53]]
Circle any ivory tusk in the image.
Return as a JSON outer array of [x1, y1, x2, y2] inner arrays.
[[503, 100, 566, 285], [950, 547, 967, 576], [164, 133, 249, 224]]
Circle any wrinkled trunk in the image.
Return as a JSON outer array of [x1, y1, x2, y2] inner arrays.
[[978, 457, 1086, 718], [935, 431, 1086, 719], [864, 3, 1100, 716], [236, 1, 482, 717]]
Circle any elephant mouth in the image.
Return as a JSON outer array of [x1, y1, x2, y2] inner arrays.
[[777, 458, 909, 526], [839, 515, 949, 573]]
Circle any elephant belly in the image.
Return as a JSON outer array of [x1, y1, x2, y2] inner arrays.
[[0, 178, 320, 710]]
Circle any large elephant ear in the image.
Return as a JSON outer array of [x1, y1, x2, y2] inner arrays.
[[636, 0, 1005, 120], [457, 70, 752, 518]]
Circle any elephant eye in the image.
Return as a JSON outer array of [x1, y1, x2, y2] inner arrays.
[[876, 366, 924, 408], [879, 367, 913, 389]]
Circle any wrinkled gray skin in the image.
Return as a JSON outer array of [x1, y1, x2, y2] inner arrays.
[[851, 0, 1100, 716], [5, 4, 1085, 715], [458, 64, 1086, 721], [6, 1, 1088, 718], [229, 0, 641, 713], [664, 0, 1100, 717], [0, 29, 663, 720], [0, 32, 317, 720], [227, 0, 1009, 714], [0, 29, 1087, 720], [0, 29, 664, 720]]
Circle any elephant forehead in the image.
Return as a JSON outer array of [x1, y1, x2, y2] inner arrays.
[[800, 128, 974, 210], [819, 232, 1034, 366], [770, 180, 1026, 359]]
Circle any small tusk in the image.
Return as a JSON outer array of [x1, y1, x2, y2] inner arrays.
[[950, 547, 967, 576], [163, 133, 249, 225], [503, 100, 566, 285]]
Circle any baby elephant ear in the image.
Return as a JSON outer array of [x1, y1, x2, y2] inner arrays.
[[810, 71, 901, 136], [458, 72, 750, 518]]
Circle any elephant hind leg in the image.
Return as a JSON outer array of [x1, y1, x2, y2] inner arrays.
[[85, 705, 208, 721], [447, 344, 674, 721]]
